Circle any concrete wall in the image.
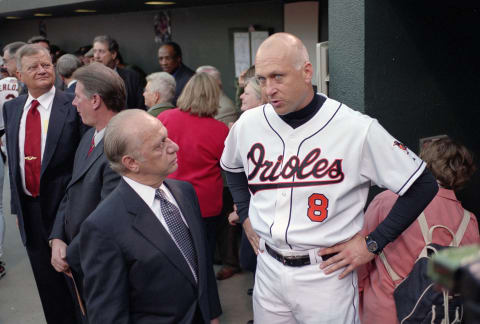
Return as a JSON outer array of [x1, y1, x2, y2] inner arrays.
[[328, 0, 364, 111], [363, 0, 480, 215], [0, 1, 284, 98]]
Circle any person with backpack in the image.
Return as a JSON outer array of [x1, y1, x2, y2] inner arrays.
[[359, 136, 479, 324]]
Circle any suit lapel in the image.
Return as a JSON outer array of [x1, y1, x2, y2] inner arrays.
[[122, 180, 197, 286], [8, 96, 27, 189], [41, 91, 69, 177], [69, 134, 103, 188]]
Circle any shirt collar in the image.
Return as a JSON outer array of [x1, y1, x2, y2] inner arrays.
[[122, 176, 170, 209], [93, 128, 106, 146], [437, 187, 458, 202], [25, 86, 55, 111], [67, 80, 77, 88]]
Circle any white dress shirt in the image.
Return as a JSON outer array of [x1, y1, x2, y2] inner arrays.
[[19, 86, 55, 195], [67, 80, 77, 89], [92, 128, 105, 147], [122, 176, 197, 278]]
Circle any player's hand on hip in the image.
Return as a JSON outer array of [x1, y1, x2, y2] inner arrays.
[[243, 217, 262, 255], [318, 233, 375, 279], [51, 238, 70, 273]]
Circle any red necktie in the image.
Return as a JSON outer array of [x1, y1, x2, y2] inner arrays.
[[87, 136, 95, 156], [24, 100, 41, 197]]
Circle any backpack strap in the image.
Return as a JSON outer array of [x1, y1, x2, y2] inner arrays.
[[453, 210, 471, 247], [379, 252, 401, 282], [378, 210, 472, 284], [417, 212, 430, 244]]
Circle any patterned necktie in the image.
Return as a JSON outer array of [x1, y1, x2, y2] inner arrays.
[[24, 99, 41, 197], [87, 135, 95, 156], [155, 188, 198, 281]]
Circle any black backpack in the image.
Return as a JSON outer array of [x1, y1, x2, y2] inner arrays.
[[379, 210, 471, 324]]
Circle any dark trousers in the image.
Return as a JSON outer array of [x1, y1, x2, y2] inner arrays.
[[23, 198, 78, 324], [203, 215, 222, 262], [215, 187, 241, 268], [239, 230, 257, 273]]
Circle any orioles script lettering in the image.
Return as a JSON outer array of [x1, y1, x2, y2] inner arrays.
[[247, 143, 344, 194]]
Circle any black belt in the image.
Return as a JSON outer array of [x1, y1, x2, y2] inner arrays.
[[265, 243, 337, 267]]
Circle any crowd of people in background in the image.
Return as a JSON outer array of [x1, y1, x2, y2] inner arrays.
[[0, 32, 478, 324]]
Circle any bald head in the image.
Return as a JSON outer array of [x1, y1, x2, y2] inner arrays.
[[105, 109, 179, 187], [105, 109, 158, 174], [256, 33, 309, 70], [254, 32, 314, 115]]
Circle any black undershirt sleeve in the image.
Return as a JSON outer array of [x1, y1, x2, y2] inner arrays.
[[368, 168, 439, 251], [225, 171, 251, 224]]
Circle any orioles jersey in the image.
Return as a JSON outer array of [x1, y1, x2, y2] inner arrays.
[[221, 94, 425, 251], [0, 77, 19, 130]]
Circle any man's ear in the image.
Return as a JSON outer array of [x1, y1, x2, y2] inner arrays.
[[122, 155, 139, 173], [91, 94, 102, 110], [302, 61, 313, 84], [16, 70, 23, 83]]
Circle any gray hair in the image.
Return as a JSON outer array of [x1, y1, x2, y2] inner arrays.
[[104, 109, 146, 174], [146, 72, 176, 103], [93, 35, 119, 54], [56, 54, 83, 78], [3, 41, 26, 57], [73, 62, 126, 112], [196, 65, 222, 86], [16, 44, 51, 72]]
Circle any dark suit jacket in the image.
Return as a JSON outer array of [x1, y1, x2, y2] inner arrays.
[[3, 89, 85, 245], [117, 67, 145, 109], [65, 81, 77, 94], [172, 64, 195, 105], [79, 178, 222, 324], [50, 127, 120, 272]]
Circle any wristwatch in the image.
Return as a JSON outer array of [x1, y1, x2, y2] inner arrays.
[[365, 235, 381, 255]]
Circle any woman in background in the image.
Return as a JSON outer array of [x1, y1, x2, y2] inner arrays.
[[158, 72, 229, 261], [359, 137, 479, 324]]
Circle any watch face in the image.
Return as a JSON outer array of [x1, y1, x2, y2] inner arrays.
[[368, 241, 378, 253]]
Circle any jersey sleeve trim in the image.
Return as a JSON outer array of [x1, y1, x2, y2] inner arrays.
[[220, 159, 244, 173], [395, 160, 426, 196]]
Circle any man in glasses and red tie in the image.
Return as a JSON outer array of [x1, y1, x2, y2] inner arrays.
[[3, 44, 85, 323], [78, 109, 221, 324]]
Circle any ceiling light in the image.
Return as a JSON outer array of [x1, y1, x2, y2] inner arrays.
[[145, 1, 176, 5], [75, 9, 97, 13], [6, 16, 21, 19], [34, 13, 53, 17]]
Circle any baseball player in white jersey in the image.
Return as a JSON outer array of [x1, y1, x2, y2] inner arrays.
[[0, 75, 19, 272], [221, 33, 438, 323]]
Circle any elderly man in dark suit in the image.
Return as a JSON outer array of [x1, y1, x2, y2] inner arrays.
[[93, 35, 144, 109], [3, 44, 84, 323], [49, 62, 123, 319], [158, 41, 195, 104], [79, 109, 222, 324], [56, 53, 83, 94]]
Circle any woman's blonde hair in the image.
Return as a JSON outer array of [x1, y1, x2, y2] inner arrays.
[[177, 72, 220, 117], [420, 137, 476, 190]]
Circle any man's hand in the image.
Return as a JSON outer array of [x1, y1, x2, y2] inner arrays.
[[243, 217, 262, 255], [318, 233, 375, 279], [228, 204, 239, 225], [51, 239, 70, 273], [210, 318, 220, 324]]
